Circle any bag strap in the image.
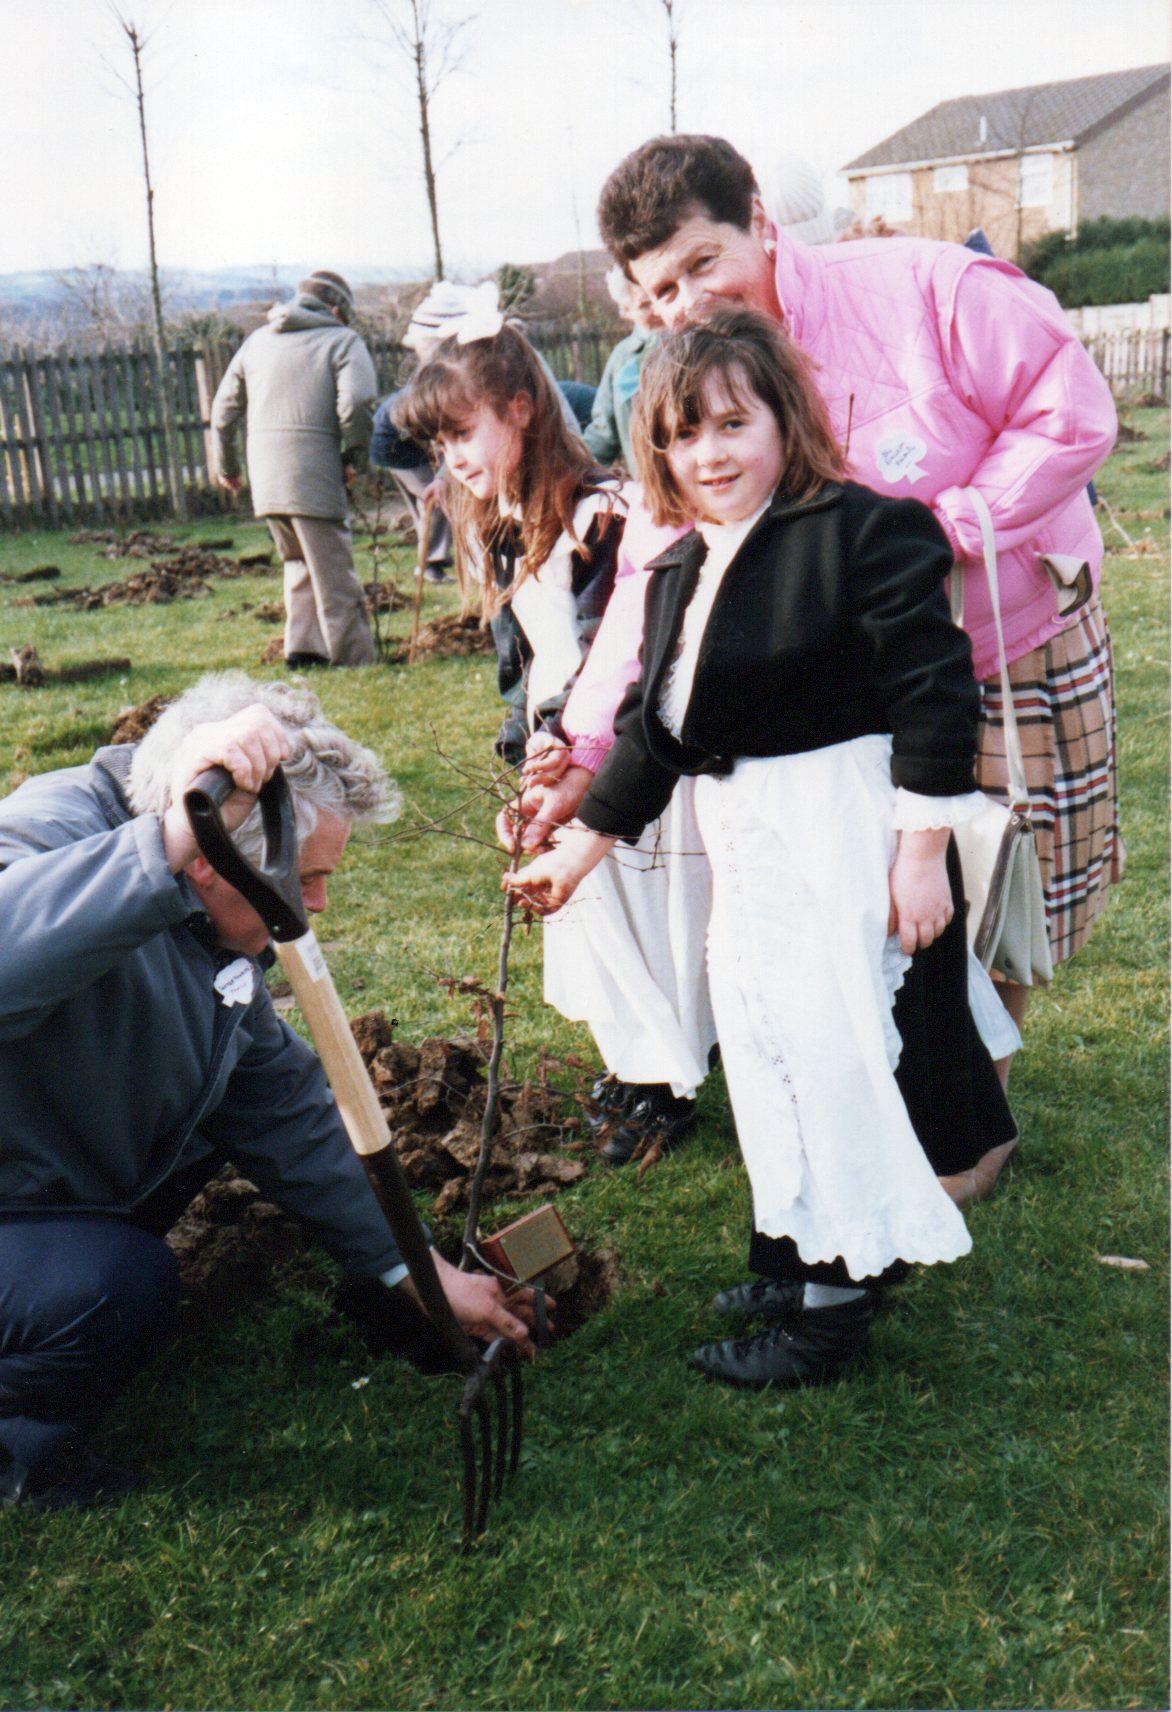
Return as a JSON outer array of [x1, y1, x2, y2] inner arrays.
[[958, 488, 1031, 810]]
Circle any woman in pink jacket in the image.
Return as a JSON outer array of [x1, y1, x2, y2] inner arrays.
[[527, 134, 1120, 1110]]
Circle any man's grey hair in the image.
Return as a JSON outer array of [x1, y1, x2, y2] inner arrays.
[[128, 671, 399, 862]]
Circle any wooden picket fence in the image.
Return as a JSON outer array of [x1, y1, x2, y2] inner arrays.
[[0, 320, 1161, 532], [0, 321, 620, 532], [1080, 326, 1171, 403]]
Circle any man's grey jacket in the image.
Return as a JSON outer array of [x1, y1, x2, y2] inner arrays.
[[0, 745, 400, 1277], [210, 295, 378, 519]]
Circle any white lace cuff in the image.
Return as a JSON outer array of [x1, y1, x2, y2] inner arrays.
[[893, 788, 989, 831]]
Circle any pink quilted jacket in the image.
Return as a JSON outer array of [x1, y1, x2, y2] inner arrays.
[[564, 230, 1117, 768]]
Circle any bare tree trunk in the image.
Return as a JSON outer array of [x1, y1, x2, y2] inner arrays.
[[410, 0, 444, 279], [372, 0, 470, 284], [662, 0, 679, 132], [120, 16, 186, 519], [460, 817, 523, 1265]]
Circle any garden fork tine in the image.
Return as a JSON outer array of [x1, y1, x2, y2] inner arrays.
[[184, 764, 526, 1552], [459, 1336, 523, 1547]]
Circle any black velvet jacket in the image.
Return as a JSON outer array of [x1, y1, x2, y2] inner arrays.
[[579, 481, 980, 840]]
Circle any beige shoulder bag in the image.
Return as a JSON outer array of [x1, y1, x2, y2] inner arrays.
[[950, 489, 1054, 986]]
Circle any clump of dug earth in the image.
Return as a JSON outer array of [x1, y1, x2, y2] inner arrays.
[[166, 1009, 616, 1349]]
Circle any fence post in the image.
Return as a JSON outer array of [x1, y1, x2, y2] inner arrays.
[[18, 349, 46, 506]]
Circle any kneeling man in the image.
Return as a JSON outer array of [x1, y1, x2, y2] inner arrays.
[[0, 672, 536, 1507]]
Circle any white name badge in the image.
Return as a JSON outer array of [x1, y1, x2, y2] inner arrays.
[[875, 432, 928, 485], [213, 957, 256, 1007]]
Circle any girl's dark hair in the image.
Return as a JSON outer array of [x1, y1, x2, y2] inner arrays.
[[631, 308, 846, 526], [393, 324, 614, 591], [598, 135, 758, 269]]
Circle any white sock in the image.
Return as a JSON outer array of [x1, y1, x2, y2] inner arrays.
[[803, 1282, 867, 1309]]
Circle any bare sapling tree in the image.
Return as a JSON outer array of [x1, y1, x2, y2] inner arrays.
[[370, 0, 473, 281], [660, 0, 680, 132], [109, 8, 187, 518]]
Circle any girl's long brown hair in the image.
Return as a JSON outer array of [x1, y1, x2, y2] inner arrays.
[[393, 324, 616, 598], [631, 308, 845, 527]]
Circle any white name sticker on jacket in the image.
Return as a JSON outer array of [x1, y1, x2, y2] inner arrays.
[[214, 958, 256, 1007], [875, 433, 928, 485]]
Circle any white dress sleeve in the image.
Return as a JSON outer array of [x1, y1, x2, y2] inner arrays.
[[892, 787, 989, 830]]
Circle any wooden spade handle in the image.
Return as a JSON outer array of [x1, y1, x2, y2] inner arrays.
[[275, 928, 478, 1370]]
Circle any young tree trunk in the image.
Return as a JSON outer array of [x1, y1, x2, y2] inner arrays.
[[412, 1, 444, 279], [123, 18, 187, 520], [662, 0, 679, 132]]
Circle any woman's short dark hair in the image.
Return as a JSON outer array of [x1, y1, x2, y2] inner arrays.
[[598, 135, 759, 269]]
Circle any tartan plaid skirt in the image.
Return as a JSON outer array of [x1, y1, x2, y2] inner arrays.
[[974, 591, 1121, 969]]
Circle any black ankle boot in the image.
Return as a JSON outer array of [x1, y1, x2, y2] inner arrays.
[[600, 1084, 696, 1164], [710, 1277, 806, 1325], [585, 1074, 637, 1133], [691, 1291, 875, 1389]]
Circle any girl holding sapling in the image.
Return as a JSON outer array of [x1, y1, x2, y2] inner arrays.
[[395, 305, 715, 1165], [507, 309, 1016, 1389]]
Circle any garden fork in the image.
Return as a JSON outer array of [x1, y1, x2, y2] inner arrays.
[[184, 763, 522, 1549]]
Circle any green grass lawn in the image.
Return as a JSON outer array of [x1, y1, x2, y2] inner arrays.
[[0, 417, 1167, 1712]]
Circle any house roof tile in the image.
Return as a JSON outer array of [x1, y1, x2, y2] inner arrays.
[[843, 64, 1170, 171]]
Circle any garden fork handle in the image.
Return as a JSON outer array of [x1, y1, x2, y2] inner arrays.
[[183, 766, 479, 1374], [273, 932, 480, 1372]]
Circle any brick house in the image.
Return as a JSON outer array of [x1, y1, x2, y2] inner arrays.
[[841, 64, 1170, 259]]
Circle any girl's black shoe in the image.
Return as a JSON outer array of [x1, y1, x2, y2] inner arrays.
[[710, 1278, 806, 1325], [600, 1084, 696, 1164], [585, 1074, 637, 1133], [690, 1291, 875, 1389]]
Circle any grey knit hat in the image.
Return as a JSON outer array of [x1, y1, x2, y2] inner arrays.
[[298, 269, 355, 319]]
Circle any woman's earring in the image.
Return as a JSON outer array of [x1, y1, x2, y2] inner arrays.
[[763, 238, 778, 259]]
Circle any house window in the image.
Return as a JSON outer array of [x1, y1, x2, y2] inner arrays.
[[933, 164, 969, 193], [865, 172, 914, 223], [1019, 152, 1053, 207]]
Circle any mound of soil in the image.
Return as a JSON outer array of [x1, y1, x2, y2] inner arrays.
[[0, 564, 60, 583], [69, 526, 180, 557], [164, 1007, 611, 1343], [166, 1169, 307, 1331], [18, 542, 276, 613], [349, 1008, 587, 1217], [108, 692, 173, 744], [363, 579, 410, 614], [385, 611, 493, 663], [1, 646, 132, 687]]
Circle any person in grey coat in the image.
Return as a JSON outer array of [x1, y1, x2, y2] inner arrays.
[[0, 673, 540, 1509], [211, 271, 378, 667]]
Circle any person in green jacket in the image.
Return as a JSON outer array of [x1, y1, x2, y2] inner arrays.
[[583, 268, 661, 472]]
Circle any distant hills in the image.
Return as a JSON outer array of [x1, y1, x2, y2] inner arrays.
[[0, 263, 421, 314]]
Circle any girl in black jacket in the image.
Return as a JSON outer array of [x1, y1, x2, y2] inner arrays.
[[507, 310, 1015, 1390]]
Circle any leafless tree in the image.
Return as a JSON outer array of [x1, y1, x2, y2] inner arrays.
[[107, 8, 187, 517], [54, 262, 158, 344], [369, 0, 474, 281]]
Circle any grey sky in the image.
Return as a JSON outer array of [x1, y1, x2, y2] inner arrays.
[[4, 0, 1168, 279]]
